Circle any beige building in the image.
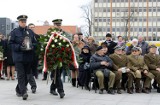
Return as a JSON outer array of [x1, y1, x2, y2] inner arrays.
[[91, 0, 160, 41]]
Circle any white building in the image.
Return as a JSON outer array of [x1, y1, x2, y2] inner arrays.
[[91, 0, 160, 41]]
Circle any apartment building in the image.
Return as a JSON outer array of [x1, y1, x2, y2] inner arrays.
[[91, 0, 160, 41]]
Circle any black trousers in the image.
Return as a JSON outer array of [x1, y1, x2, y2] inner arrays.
[[50, 68, 64, 93], [27, 73, 37, 89], [15, 62, 32, 95]]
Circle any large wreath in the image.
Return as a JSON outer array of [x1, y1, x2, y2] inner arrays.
[[38, 28, 78, 72]]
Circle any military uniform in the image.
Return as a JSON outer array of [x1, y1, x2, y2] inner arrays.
[[9, 15, 37, 100], [109, 52, 134, 94], [144, 50, 160, 93], [127, 54, 154, 93], [49, 19, 65, 98]]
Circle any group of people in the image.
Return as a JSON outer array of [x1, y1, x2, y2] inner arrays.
[[1, 14, 160, 101], [75, 33, 160, 95]]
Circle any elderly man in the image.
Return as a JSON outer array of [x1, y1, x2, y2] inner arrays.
[[127, 47, 154, 93], [144, 45, 160, 93], [137, 36, 149, 55], [109, 46, 134, 94], [90, 46, 115, 94]]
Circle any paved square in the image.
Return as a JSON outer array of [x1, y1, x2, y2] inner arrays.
[[0, 75, 160, 105]]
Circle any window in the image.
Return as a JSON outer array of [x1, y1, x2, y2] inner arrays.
[[95, 0, 98, 3], [139, 28, 142, 32], [143, 28, 146, 32]]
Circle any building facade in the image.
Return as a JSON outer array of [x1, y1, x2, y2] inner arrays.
[[91, 0, 160, 41], [0, 18, 12, 36]]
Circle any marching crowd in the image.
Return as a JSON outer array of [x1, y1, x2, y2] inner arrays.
[[0, 15, 160, 101]]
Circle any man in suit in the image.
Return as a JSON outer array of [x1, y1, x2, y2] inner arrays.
[[127, 47, 154, 94], [144, 44, 160, 93], [104, 33, 117, 55], [109, 46, 134, 94]]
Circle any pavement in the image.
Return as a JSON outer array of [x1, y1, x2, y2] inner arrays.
[[0, 74, 160, 105]]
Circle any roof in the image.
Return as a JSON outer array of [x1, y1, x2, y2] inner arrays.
[[34, 25, 80, 35]]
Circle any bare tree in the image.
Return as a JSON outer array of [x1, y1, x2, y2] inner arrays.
[[81, 3, 92, 36], [122, 6, 138, 42]]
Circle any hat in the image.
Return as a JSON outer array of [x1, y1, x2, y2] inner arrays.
[[149, 44, 157, 49], [101, 42, 108, 48], [106, 33, 112, 37], [114, 46, 123, 50], [52, 19, 62, 25], [82, 45, 90, 50], [131, 47, 140, 51], [17, 15, 28, 21], [96, 46, 103, 51]]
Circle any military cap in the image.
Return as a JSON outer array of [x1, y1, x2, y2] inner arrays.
[[52, 19, 62, 24], [149, 44, 157, 49], [17, 15, 28, 21], [96, 46, 103, 51], [114, 45, 123, 50], [106, 33, 112, 37], [131, 47, 140, 51]]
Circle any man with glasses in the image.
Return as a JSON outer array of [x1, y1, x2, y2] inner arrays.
[[10, 15, 36, 100]]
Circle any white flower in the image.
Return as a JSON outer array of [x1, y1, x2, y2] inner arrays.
[[51, 45, 55, 48], [58, 43, 62, 46], [54, 39, 58, 43], [63, 40, 66, 42], [40, 48, 43, 51], [66, 44, 69, 47], [59, 37, 63, 40]]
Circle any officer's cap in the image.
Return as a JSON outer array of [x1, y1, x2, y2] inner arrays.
[[149, 44, 157, 49], [114, 46, 123, 50], [52, 19, 62, 25], [131, 47, 140, 51], [17, 15, 28, 21]]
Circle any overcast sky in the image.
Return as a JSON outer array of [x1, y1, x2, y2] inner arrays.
[[0, 0, 91, 26]]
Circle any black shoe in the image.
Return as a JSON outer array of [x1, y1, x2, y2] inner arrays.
[[72, 78, 76, 87], [152, 83, 158, 89], [84, 85, 90, 91], [108, 88, 115, 95], [59, 92, 65, 98], [16, 92, 22, 97], [117, 89, 122, 94], [157, 88, 160, 93], [142, 88, 149, 94], [50, 90, 58, 96], [42, 78, 46, 81], [22, 93, 28, 100], [99, 89, 103, 94], [31, 88, 36, 93], [0, 77, 5, 80]]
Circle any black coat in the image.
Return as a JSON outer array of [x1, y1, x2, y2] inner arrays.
[[90, 54, 113, 72], [104, 41, 117, 55], [9, 26, 37, 63]]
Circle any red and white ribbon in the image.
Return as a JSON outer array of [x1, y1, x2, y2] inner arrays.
[[43, 32, 78, 72]]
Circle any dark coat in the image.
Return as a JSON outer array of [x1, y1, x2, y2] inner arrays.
[[138, 41, 149, 55], [9, 26, 37, 63], [90, 54, 113, 72], [104, 40, 117, 55]]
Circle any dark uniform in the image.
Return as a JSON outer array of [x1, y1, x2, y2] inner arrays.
[[9, 15, 36, 100], [50, 19, 65, 98], [144, 45, 160, 93]]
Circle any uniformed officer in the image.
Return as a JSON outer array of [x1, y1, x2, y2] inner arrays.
[[109, 46, 134, 94], [144, 44, 160, 93], [9, 15, 37, 100], [50, 19, 65, 98], [127, 47, 154, 93]]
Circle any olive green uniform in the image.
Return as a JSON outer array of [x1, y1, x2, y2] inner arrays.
[[109, 53, 134, 89], [127, 55, 154, 89], [144, 53, 160, 88]]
